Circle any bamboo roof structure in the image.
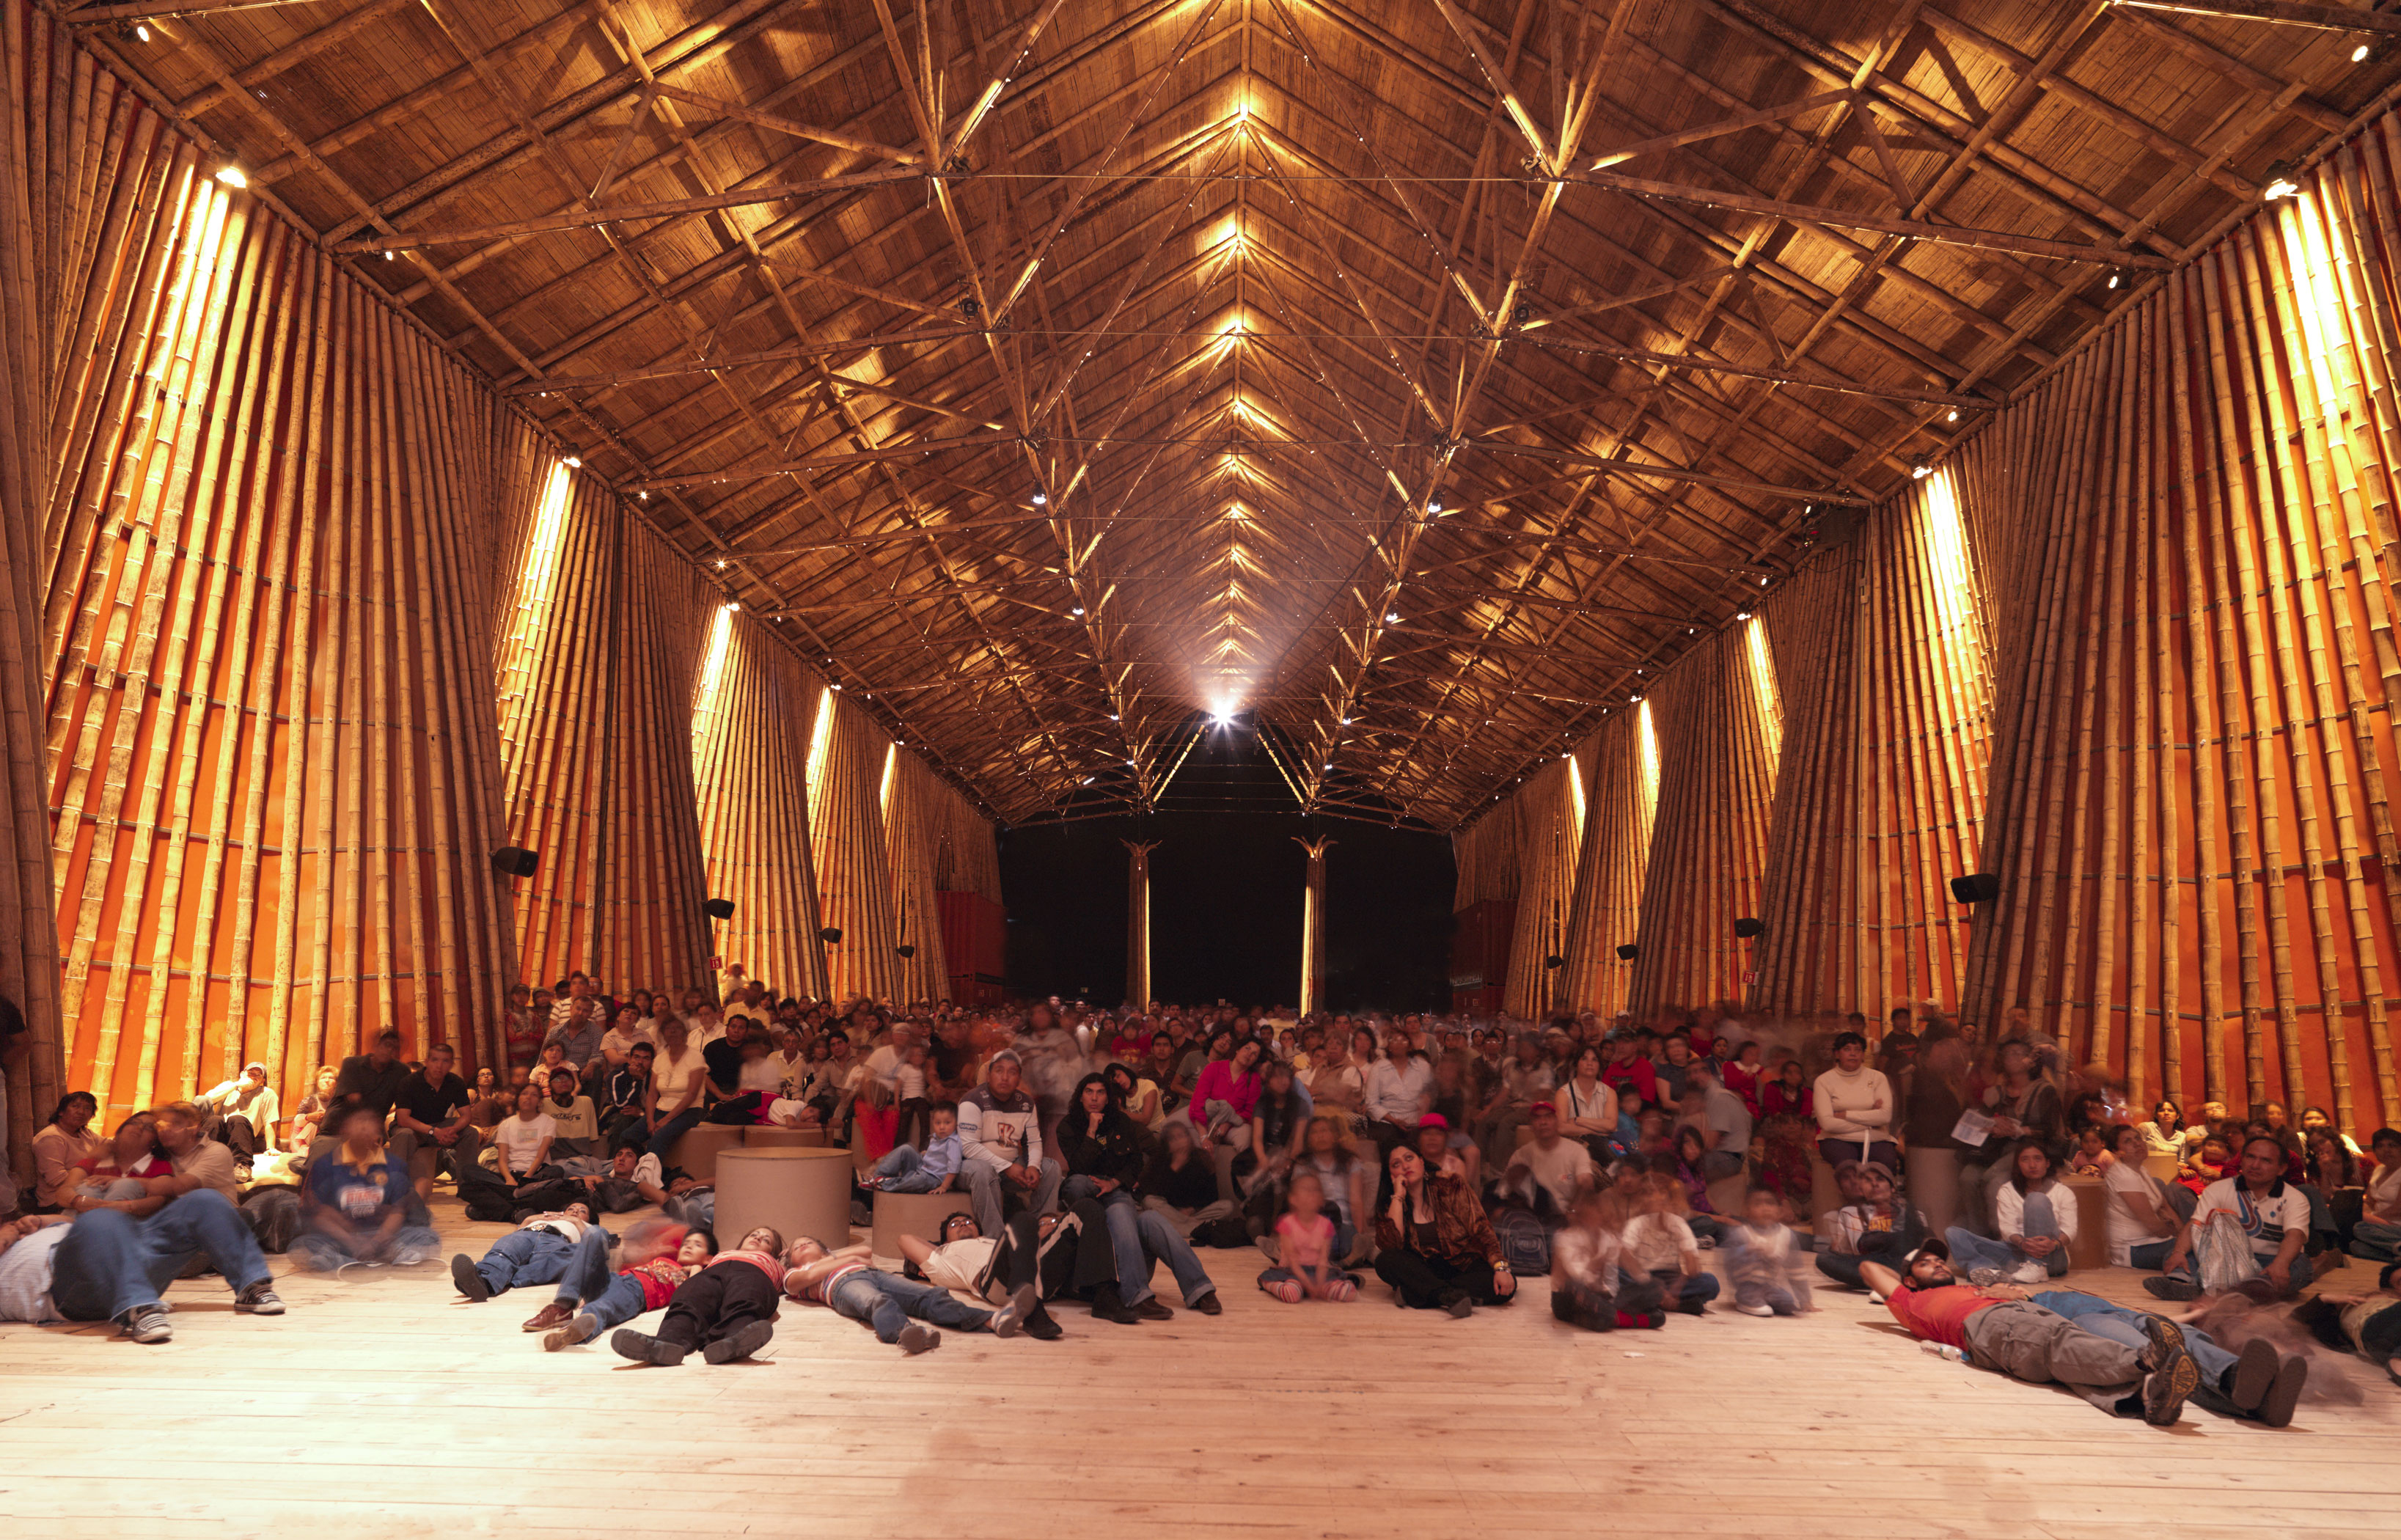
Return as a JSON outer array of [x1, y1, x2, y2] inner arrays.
[[70, 0, 2401, 829]]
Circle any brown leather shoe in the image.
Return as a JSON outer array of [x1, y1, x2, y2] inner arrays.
[[1132, 1297, 1174, 1321], [521, 1301, 576, 1333]]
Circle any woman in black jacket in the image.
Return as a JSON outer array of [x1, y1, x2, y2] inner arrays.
[[1060, 1071, 1220, 1319]]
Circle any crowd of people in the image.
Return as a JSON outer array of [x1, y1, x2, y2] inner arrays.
[[7, 977, 2400, 1426]]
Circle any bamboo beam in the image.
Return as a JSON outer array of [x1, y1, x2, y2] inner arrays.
[[331, 166, 924, 253], [1561, 167, 2177, 268]]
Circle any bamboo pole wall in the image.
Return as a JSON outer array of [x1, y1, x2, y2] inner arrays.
[[1624, 626, 1784, 1014], [10, 4, 519, 1107], [1557, 703, 1658, 1019], [931, 782, 1003, 903], [1955, 126, 2401, 1130], [882, 746, 955, 1005], [1747, 472, 1995, 1022], [1501, 758, 1585, 1020], [809, 686, 903, 1005], [690, 606, 829, 999], [0, 9, 998, 1170], [0, 1, 71, 1172], [1449, 796, 1522, 912]]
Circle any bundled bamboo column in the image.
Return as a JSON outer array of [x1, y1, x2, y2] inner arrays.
[[882, 746, 953, 1005], [1558, 702, 1658, 1018], [1124, 840, 1158, 1008], [1296, 837, 1330, 1015], [1626, 626, 1782, 1015], [1500, 759, 1583, 1019], [807, 686, 903, 1005]]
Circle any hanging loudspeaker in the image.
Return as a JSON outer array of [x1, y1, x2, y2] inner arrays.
[[491, 846, 538, 879], [1543, 954, 1566, 969], [1733, 917, 1764, 939], [1949, 873, 2001, 905], [1615, 943, 1638, 961], [702, 898, 736, 921], [818, 926, 843, 944], [897, 944, 917, 958]]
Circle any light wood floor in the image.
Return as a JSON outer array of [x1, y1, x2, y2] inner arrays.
[[1, 1195, 2394, 1539]]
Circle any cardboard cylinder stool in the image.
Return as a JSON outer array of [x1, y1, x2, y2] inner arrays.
[[714, 1147, 854, 1252], [664, 1123, 745, 1182], [745, 1125, 826, 1149], [2064, 1173, 2108, 1273]]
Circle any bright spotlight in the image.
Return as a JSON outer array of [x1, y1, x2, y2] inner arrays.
[[214, 165, 248, 188]]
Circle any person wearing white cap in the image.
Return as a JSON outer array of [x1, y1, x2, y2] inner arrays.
[[198, 1060, 282, 1164]]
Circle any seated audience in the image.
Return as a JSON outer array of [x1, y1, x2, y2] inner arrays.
[[958, 1052, 1063, 1238], [1256, 1170, 1355, 1303], [1815, 1158, 1927, 1292], [389, 1044, 480, 1201], [539, 1066, 603, 1158], [1620, 1170, 1719, 1314], [315, 1028, 414, 1160], [287, 1066, 339, 1151], [1497, 1101, 1595, 1220], [2103, 1123, 2188, 1270], [1945, 1138, 2075, 1283], [197, 1061, 281, 1164], [2353, 1127, 2401, 1262], [2147, 1135, 2312, 1300], [1723, 1186, 1815, 1316], [1814, 1030, 1896, 1170], [32, 1092, 102, 1212], [1372, 1143, 1514, 1316], [864, 1101, 964, 1192], [296, 1102, 436, 1271], [1550, 1184, 1663, 1332]]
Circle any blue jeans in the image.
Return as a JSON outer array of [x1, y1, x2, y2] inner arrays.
[[1637, 1265, 1719, 1305], [967, 1156, 1063, 1237], [666, 1190, 715, 1232], [2033, 1290, 2236, 1384], [553, 1226, 651, 1332], [48, 1191, 271, 1321], [1946, 1191, 2071, 1276], [620, 1105, 705, 1156], [1132, 1206, 1217, 1305], [475, 1228, 579, 1295], [826, 1269, 994, 1342], [1066, 1178, 1165, 1305], [874, 1145, 949, 1193]]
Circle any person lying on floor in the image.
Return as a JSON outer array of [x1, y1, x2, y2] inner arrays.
[[533, 1220, 714, 1349], [1858, 1241, 2199, 1426], [0, 1192, 283, 1343], [611, 1225, 786, 1366], [2288, 1259, 2401, 1387], [2027, 1287, 2309, 1426], [448, 1202, 604, 1302], [781, 1235, 1033, 1354]]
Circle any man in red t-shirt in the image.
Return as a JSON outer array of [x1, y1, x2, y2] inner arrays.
[[1861, 1239, 2200, 1425]]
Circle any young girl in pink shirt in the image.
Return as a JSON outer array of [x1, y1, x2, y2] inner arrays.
[[1257, 1170, 1357, 1302]]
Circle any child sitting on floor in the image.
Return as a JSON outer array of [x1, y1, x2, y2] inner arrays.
[[1723, 1185, 1816, 1317], [862, 1101, 963, 1193], [1550, 1182, 1663, 1331], [1257, 1170, 1357, 1302], [1621, 1170, 1720, 1315]]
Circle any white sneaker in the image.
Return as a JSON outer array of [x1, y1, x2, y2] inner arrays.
[[1734, 1302, 1773, 1317], [2011, 1260, 2048, 1284], [1866, 1291, 1886, 1305]]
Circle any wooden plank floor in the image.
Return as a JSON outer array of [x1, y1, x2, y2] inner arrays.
[[1, 1195, 2394, 1539]]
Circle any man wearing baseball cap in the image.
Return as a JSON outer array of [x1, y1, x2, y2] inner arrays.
[[1860, 1239, 2200, 1425]]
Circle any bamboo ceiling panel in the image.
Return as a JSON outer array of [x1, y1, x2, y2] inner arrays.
[[71, 0, 2400, 829]]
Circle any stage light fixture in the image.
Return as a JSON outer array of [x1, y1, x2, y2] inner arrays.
[[1071, 605, 1085, 616], [1737, 609, 1753, 621], [562, 455, 581, 468], [1385, 611, 1401, 623], [2263, 160, 2301, 199], [214, 165, 247, 188], [723, 601, 739, 613], [1910, 454, 1933, 480], [2106, 268, 2122, 290], [1946, 407, 1959, 423], [1032, 491, 1047, 505]]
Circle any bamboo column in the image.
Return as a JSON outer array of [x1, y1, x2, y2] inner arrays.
[[1125, 839, 1159, 1008], [1296, 837, 1330, 1015], [1558, 703, 1658, 1018]]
